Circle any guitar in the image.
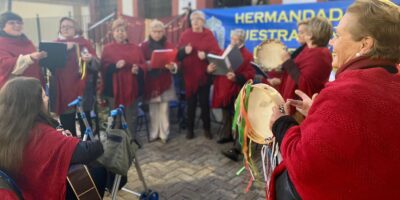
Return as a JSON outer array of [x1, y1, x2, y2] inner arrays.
[[67, 165, 101, 200]]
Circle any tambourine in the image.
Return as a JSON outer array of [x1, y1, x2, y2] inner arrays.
[[254, 39, 287, 72], [236, 82, 284, 145]]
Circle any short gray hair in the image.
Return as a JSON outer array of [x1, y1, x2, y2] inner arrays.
[[190, 10, 205, 21], [230, 29, 246, 45], [150, 19, 165, 31]]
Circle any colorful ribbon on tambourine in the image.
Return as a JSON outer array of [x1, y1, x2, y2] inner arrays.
[[232, 80, 278, 194]]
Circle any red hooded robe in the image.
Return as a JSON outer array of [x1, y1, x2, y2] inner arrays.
[[211, 47, 255, 108], [52, 37, 97, 115], [101, 42, 146, 107], [0, 35, 43, 88], [177, 28, 221, 98], [17, 123, 79, 200], [140, 39, 175, 100], [279, 46, 332, 101]]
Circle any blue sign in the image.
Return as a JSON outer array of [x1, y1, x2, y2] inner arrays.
[[203, 1, 400, 52]]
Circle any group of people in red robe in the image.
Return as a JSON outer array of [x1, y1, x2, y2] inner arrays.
[[1, 0, 400, 198]]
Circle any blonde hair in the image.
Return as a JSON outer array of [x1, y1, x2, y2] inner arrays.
[[347, 0, 400, 62], [150, 19, 165, 31], [307, 17, 333, 47], [111, 18, 127, 31]]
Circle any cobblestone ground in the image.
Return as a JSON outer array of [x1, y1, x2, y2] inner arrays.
[[104, 119, 265, 200]]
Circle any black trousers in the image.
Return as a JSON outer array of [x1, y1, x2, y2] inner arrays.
[[186, 85, 211, 132], [60, 111, 99, 138]]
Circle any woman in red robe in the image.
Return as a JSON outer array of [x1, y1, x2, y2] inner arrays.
[[49, 17, 100, 137], [208, 29, 255, 144], [0, 12, 46, 88], [140, 20, 177, 143], [279, 17, 333, 117], [0, 77, 104, 200], [101, 18, 146, 145], [177, 10, 222, 139], [270, 1, 400, 199]]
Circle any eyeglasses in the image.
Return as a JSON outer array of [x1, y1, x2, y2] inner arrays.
[[60, 25, 75, 30], [6, 20, 23, 26]]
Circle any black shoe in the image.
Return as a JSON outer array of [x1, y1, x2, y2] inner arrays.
[[222, 149, 240, 162], [217, 137, 233, 144], [204, 131, 213, 140], [133, 139, 142, 149], [186, 131, 194, 140]]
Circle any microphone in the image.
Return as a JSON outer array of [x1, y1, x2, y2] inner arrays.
[[68, 96, 82, 107]]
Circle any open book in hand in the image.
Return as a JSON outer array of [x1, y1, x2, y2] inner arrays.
[[207, 45, 243, 76], [150, 49, 177, 69]]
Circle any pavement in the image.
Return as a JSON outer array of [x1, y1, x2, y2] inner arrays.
[[103, 114, 265, 200]]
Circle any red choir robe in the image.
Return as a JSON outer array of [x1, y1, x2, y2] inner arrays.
[[52, 37, 97, 115], [0, 190, 18, 200], [279, 46, 332, 101], [211, 46, 255, 108], [177, 28, 221, 98], [17, 123, 79, 200], [269, 57, 400, 200], [261, 70, 283, 90], [0, 34, 43, 88], [101, 41, 146, 107], [140, 39, 174, 100]]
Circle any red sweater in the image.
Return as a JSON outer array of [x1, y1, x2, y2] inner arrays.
[[177, 28, 221, 98], [211, 47, 255, 108], [271, 58, 400, 199], [17, 123, 79, 200], [0, 35, 43, 88]]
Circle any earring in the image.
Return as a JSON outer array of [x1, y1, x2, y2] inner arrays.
[[356, 52, 362, 57]]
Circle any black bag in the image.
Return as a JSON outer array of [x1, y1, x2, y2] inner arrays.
[[275, 170, 301, 200]]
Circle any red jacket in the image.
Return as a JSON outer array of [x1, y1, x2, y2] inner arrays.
[[270, 57, 400, 199]]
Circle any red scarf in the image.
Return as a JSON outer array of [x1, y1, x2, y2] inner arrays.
[[269, 56, 400, 200], [53, 37, 97, 114], [177, 28, 222, 98], [140, 39, 174, 100], [211, 47, 255, 108], [0, 35, 43, 88], [17, 123, 79, 200], [101, 41, 146, 107], [279, 46, 332, 102]]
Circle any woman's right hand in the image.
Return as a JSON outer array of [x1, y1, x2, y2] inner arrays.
[[287, 90, 318, 117], [30, 51, 47, 61], [116, 60, 126, 69], [207, 63, 216, 73]]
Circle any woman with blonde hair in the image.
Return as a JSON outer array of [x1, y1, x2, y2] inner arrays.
[[140, 20, 177, 143], [270, 0, 400, 199]]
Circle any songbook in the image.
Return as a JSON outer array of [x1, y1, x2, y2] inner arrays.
[[150, 49, 178, 69], [207, 45, 243, 76], [251, 61, 269, 78], [39, 42, 67, 70]]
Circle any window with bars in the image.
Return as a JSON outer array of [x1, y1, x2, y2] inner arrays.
[[138, 0, 172, 19]]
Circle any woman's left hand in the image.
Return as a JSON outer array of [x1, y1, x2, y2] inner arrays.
[[270, 101, 290, 129], [131, 64, 139, 74], [198, 51, 206, 60], [226, 72, 236, 81]]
